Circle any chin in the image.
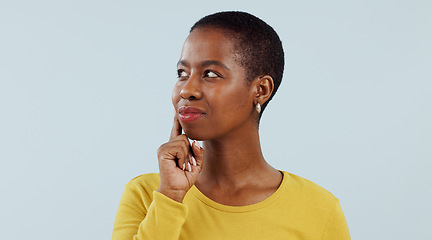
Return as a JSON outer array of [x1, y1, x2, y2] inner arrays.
[[181, 124, 213, 141], [183, 130, 208, 141]]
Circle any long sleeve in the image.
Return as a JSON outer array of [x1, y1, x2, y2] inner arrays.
[[322, 200, 351, 240], [112, 181, 188, 240]]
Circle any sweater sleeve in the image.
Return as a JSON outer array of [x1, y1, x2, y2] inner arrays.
[[322, 200, 351, 240], [112, 181, 188, 240]]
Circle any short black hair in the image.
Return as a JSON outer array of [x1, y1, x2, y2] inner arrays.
[[190, 11, 284, 115]]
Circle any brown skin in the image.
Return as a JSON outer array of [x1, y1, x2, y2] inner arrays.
[[157, 27, 282, 205]]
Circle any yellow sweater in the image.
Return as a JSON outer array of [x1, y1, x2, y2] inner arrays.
[[112, 171, 350, 240]]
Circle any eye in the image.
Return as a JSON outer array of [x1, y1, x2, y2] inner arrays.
[[204, 70, 219, 78], [177, 70, 188, 79]]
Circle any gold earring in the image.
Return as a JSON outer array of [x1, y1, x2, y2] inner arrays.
[[256, 102, 261, 113]]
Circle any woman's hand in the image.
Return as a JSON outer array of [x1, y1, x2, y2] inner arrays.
[[156, 116, 204, 203]]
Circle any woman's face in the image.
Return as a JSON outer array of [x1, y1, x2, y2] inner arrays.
[[172, 27, 257, 140]]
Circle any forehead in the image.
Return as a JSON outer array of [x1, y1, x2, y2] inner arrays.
[[179, 27, 239, 66]]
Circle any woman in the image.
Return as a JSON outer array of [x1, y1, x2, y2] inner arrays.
[[113, 11, 350, 240]]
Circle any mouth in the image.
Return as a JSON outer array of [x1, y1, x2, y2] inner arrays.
[[178, 106, 206, 122]]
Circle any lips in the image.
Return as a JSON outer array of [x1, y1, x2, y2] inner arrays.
[[178, 106, 206, 122]]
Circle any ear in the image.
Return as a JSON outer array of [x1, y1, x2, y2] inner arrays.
[[253, 75, 274, 106]]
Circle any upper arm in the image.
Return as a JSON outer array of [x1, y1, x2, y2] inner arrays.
[[322, 200, 351, 240]]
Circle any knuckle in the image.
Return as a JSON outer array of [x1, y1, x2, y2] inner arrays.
[[157, 145, 164, 155], [179, 134, 189, 141]]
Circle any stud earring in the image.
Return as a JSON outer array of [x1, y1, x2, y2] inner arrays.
[[256, 102, 261, 114]]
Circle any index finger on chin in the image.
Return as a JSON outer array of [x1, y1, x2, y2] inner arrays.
[[170, 114, 182, 141]]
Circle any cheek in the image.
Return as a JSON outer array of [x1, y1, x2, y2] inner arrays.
[[232, 94, 252, 113], [171, 84, 181, 107], [214, 85, 252, 113]]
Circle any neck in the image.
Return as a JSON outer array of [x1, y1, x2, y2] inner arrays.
[[197, 121, 277, 189]]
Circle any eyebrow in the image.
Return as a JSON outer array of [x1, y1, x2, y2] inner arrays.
[[177, 60, 230, 70]]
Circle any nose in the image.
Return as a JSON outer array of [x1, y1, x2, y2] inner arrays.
[[180, 74, 202, 100]]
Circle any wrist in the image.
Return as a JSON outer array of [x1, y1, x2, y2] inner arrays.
[[157, 188, 187, 203]]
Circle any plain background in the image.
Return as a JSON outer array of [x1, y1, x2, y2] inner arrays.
[[1, 0, 431, 239]]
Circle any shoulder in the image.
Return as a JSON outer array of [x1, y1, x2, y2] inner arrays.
[[127, 172, 161, 190], [123, 173, 161, 198], [119, 173, 161, 208], [280, 171, 350, 238], [281, 171, 339, 210]]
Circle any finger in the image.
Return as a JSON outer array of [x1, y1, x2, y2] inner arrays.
[[169, 115, 182, 141], [177, 136, 193, 170], [159, 142, 189, 170], [187, 162, 192, 172], [191, 140, 204, 167], [173, 137, 193, 170], [176, 144, 191, 171], [176, 135, 194, 171]]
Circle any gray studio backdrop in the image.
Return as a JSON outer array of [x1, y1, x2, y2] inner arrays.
[[1, 0, 431, 239]]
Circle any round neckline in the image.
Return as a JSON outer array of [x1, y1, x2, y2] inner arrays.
[[189, 171, 289, 213]]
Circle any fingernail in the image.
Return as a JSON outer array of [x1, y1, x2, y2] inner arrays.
[[187, 162, 192, 172], [182, 163, 185, 171], [194, 140, 201, 149], [191, 156, 197, 166]]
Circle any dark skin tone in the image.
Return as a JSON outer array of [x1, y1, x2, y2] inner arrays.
[[157, 27, 282, 205]]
